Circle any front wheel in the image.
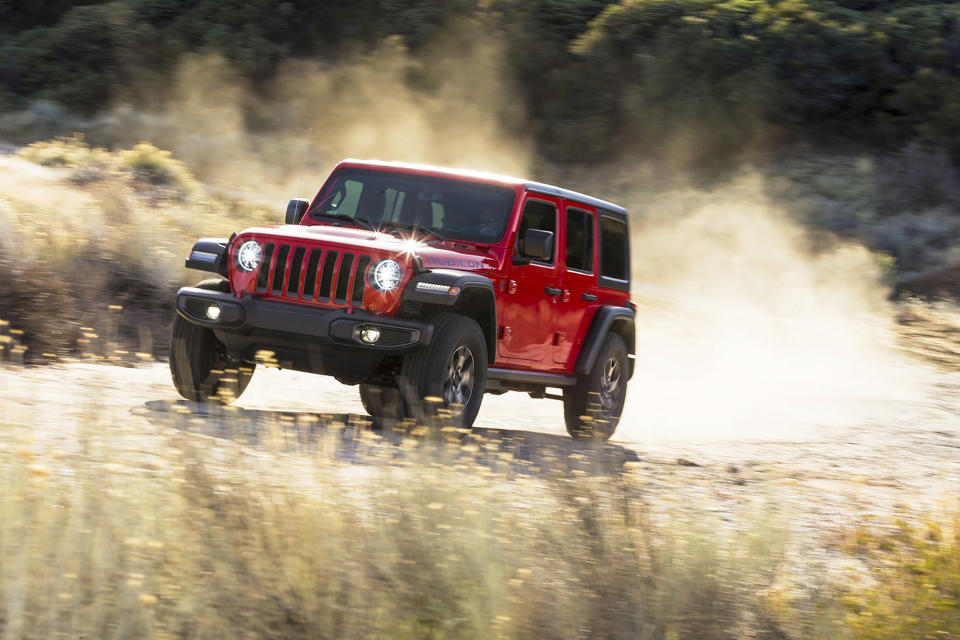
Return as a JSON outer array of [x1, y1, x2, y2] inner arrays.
[[359, 383, 408, 419], [563, 333, 628, 440], [169, 280, 254, 404], [398, 314, 487, 428]]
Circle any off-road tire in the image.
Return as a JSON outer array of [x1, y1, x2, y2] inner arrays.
[[563, 332, 628, 440], [169, 279, 254, 404], [399, 313, 487, 428], [359, 383, 408, 419]]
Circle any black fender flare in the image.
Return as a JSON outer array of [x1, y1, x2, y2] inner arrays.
[[402, 269, 497, 364], [185, 237, 230, 277], [575, 306, 636, 379]]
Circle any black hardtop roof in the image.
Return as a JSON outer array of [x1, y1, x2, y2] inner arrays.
[[523, 181, 628, 217]]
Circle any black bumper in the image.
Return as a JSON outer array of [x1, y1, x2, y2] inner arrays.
[[176, 287, 434, 353]]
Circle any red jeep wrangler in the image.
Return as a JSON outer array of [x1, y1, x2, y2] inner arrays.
[[171, 160, 635, 439]]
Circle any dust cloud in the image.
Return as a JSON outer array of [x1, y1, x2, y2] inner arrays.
[[618, 176, 932, 443], [104, 33, 530, 204]]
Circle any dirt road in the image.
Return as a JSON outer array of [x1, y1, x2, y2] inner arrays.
[[3, 342, 958, 534]]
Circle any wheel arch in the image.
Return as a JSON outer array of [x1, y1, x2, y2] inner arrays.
[[574, 306, 635, 379], [450, 286, 497, 364], [402, 269, 497, 364]]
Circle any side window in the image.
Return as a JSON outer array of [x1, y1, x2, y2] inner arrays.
[[516, 199, 557, 264], [600, 215, 628, 281], [565, 207, 594, 272]]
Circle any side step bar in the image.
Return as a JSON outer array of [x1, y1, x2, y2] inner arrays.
[[486, 368, 576, 387]]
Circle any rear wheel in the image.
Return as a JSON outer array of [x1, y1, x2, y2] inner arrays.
[[169, 280, 254, 404], [399, 314, 487, 428], [563, 333, 628, 440], [359, 383, 407, 419]]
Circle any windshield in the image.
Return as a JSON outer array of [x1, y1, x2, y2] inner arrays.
[[308, 169, 516, 243]]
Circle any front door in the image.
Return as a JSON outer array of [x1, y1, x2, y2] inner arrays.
[[498, 195, 561, 364]]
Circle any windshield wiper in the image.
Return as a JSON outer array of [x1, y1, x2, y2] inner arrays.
[[314, 212, 375, 231], [379, 221, 446, 242]]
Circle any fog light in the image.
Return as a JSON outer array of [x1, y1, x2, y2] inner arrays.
[[360, 326, 381, 344], [205, 304, 221, 321]]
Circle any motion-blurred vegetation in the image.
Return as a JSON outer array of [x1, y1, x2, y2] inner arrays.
[[3, 0, 960, 167], [0, 137, 273, 360], [5, 395, 960, 639], [842, 513, 960, 639], [0, 411, 802, 639], [18, 135, 199, 198]]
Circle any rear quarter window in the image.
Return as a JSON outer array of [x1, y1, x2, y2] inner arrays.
[[599, 214, 629, 289]]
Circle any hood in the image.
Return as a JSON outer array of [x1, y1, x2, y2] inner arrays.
[[241, 224, 500, 272]]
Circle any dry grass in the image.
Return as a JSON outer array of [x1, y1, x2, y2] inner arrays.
[[6, 361, 960, 638], [0, 139, 274, 361], [841, 514, 960, 640], [0, 406, 802, 640], [897, 299, 960, 372]]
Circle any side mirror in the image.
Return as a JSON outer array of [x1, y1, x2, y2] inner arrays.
[[520, 228, 554, 262], [286, 198, 309, 225]]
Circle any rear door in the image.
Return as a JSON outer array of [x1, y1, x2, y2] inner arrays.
[[498, 194, 561, 364], [553, 202, 598, 365]]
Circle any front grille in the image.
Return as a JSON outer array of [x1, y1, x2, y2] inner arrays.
[[254, 242, 373, 307]]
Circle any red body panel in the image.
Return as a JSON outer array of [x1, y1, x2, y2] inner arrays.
[[497, 192, 561, 365], [226, 159, 629, 376]]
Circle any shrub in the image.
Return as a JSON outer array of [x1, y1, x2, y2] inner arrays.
[[118, 142, 201, 199], [2, 144, 272, 361], [17, 134, 111, 169], [843, 515, 960, 639]]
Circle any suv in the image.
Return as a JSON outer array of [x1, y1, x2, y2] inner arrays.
[[171, 160, 635, 439]]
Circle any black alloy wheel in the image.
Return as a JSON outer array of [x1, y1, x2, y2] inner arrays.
[[563, 332, 628, 440], [443, 345, 476, 416], [399, 313, 487, 428]]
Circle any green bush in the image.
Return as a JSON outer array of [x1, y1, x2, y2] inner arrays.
[[843, 516, 960, 639], [6, 1, 960, 165]]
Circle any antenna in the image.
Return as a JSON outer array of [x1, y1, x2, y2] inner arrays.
[[297, 127, 312, 197]]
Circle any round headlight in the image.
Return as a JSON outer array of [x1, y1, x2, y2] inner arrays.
[[368, 259, 403, 292], [235, 241, 262, 272]]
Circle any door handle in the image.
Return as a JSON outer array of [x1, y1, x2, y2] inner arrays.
[[582, 292, 597, 302], [544, 286, 562, 296]]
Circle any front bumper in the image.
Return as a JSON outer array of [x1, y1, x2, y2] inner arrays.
[[176, 287, 433, 352]]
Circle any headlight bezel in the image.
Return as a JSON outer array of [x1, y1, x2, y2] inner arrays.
[[235, 240, 263, 272], [368, 258, 403, 292]]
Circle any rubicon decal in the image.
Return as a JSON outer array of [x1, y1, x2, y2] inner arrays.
[[424, 256, 484, 269]]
